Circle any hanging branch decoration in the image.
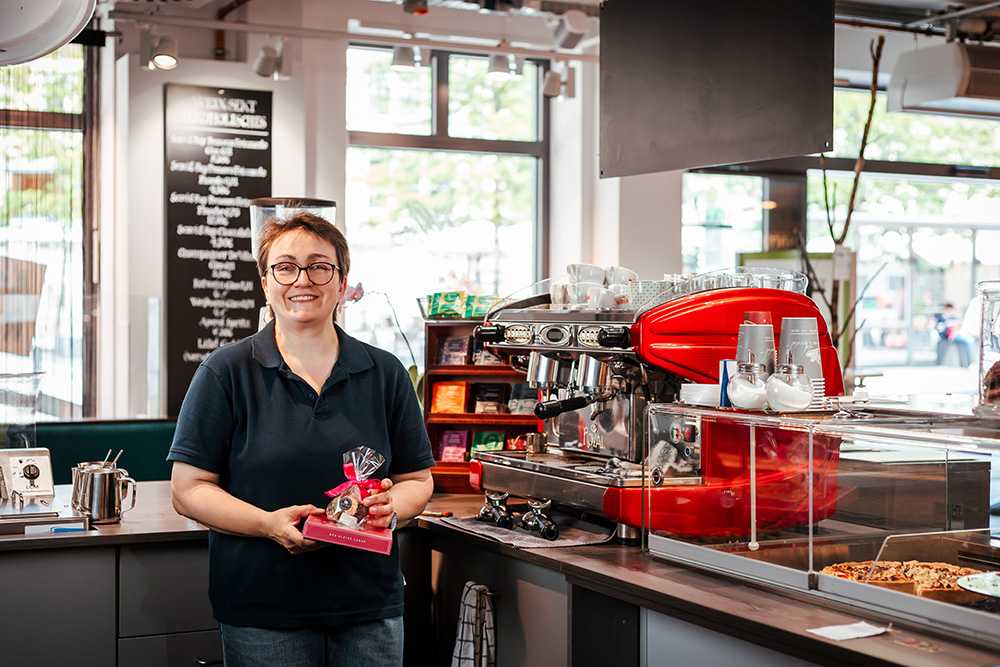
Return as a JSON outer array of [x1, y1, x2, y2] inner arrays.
[[806, 35, 885, 369]]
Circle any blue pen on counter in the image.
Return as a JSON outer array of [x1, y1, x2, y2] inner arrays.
[[50, 527, 86, 533]]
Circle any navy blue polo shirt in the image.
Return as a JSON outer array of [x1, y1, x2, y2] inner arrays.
[[167, 320, 435, 628]]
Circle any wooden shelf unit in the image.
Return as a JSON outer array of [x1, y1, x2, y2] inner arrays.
[[422, 319, 537, 493]]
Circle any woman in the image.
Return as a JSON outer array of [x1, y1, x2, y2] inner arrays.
[[168, 211, 435, 666]]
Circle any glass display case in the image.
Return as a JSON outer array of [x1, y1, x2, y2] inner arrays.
[[643, 404, 1000, 647]]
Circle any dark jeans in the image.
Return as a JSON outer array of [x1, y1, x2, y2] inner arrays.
[[219, 616, 403, 667]]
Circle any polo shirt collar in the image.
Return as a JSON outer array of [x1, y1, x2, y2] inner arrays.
[[251, 319, 375, 379]]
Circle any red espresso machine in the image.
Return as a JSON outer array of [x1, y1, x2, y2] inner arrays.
[[470, 269, 844, 541]]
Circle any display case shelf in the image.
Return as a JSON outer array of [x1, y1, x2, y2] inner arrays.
[[425, 366, 524, 378], [422, 320, 536, 494], [426, 414, 539, 427]]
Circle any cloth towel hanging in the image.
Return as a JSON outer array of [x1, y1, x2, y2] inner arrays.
[[451, 580, 496, 667]]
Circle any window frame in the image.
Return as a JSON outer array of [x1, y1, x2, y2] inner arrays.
[[0, 43, 99, 418], [346, 44, 551, 279]]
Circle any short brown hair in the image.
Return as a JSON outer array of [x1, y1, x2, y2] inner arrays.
[[256, 211, 350, 280]]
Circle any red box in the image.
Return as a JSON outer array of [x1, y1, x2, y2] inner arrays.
[[302, 515, 393, 555]]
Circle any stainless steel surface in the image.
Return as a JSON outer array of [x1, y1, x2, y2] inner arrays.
[[576, 354, 612, 393], [474, 457, 610, 512], [527, 352, 561, 389], [72, 461, 113, 511], [77, 466, 137, 524], [547, 389, 642, 460], [523, 432, 545, 454]]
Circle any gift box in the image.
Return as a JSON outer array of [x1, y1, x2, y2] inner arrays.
[[302, 514, 393, 555]]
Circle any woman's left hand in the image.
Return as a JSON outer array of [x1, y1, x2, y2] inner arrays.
[[362, 478, 395, 528]]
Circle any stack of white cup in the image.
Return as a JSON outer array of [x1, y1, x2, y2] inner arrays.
[[557, 263, 638, 310]]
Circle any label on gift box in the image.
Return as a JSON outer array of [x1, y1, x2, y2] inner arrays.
[[302, 515, 393, 555]]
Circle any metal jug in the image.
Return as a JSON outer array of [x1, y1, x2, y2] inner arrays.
[[77, 465, 136, 524], [71, 461, 109, 511]]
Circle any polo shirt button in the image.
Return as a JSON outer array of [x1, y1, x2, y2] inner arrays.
[[309, 393, 316, 400]]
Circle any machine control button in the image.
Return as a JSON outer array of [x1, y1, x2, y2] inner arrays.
[[504, 325, 533, 344], [682, 424, 698, 442], [577, 326, 602, 347]]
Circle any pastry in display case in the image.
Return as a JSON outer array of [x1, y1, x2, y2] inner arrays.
[[643, 404, 1000, 648]]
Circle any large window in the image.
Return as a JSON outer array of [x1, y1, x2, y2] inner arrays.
[[687, 88, 1000, 399], [344, 46, 546, 372], [681, 173, 764, 273], [1, 45, 90, 420], [803, 90, 1000, 371]]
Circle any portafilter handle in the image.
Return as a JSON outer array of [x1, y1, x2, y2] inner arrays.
[[533, 391, 612, 420], [477, 491, 514, 529], [520, 498, 559, 541]]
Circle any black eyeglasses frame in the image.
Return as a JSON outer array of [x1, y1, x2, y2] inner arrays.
[[266, 261, 341, 286]]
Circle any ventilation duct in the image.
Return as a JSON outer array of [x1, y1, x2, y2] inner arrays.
[[887, 42, 1000, 119]]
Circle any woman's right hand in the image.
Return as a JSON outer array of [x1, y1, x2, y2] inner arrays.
[[266, 504, 327, 554]]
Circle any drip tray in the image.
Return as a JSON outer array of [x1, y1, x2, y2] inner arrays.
[[0, 495, 90, 535], [474, 450, 701, 488]]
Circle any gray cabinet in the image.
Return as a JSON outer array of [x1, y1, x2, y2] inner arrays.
[[0, 546, 117, 667], [119, 541, 222, 665], [119, 630, 223, 667]]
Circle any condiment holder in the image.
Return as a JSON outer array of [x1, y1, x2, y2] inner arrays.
[[765, 351, 814, 412], [726, 352, 768, 410]]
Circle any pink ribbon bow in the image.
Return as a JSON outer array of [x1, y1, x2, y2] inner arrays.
[[324, 461, 382, 498]]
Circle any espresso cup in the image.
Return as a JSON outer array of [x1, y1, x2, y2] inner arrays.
[[549, 281, 570, 307], [567, 263, 606, 285], [605, 265, 638, 285], [570, 281, 603, 304], [609, 283, 630, 308], [587, 286, 616, 309]]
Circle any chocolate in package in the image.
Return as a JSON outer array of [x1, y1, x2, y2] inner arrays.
[[302, 446, 393, 554]]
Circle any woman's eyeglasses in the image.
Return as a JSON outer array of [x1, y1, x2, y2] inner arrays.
[[267, 262, 340, 286]]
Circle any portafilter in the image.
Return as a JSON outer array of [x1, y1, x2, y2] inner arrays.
[[527, 352, 561, 389]]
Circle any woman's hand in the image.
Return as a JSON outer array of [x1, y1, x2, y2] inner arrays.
[[264, 504, 327, 554], [362, 478, 396, 529]]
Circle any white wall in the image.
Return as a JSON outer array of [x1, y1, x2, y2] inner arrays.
[[107, 53, 306, 417]]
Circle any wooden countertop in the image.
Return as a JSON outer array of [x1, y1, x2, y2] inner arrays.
[[0, 481, 205, 552], [418, 495, 1000, 667], [5, 486, 999, 665]]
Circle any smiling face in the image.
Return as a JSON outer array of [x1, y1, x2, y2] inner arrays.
[[261, 228, 346, 330]]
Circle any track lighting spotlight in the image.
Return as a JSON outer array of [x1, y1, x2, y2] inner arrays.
[[253, 44, 278, 78], [152, 34, 178, 70], [253, 36, 289, 80], [487, 53, 511, 81], [542, 69, 562, 97], [553, 9, 589, 49], [391, 44, 417, 71]]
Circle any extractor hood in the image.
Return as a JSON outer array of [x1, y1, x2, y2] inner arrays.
[[887, 41, 1000, 119]]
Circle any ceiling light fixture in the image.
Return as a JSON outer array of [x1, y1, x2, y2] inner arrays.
[[253, 36, 288, 79], [553, 9, 589, 49], [391, 44, 417, 71], [151, 34, 178, 70], [487, 53, 511, 81], [253, 44, 278, 77], [542, 68, 562, 97]]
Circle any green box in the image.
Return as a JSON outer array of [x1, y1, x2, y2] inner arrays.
[[471, 431, 505, 453]]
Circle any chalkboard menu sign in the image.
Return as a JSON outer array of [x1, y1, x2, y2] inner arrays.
[[164, 84, 272, 416]]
